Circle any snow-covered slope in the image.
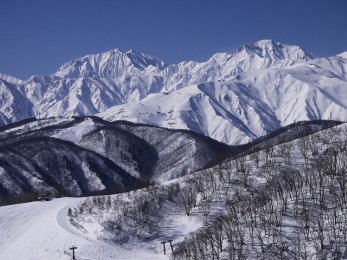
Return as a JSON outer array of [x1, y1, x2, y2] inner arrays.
[[0, 40, 346, 144], [0, 198, 83, 260], [0, 197, 169, 260], [100, 83, 268, 144], [0, 79, 33, 125]]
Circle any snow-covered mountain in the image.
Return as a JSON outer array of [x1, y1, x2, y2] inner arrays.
[[0, 40, 346, 144], [100, 53, 347, 144]]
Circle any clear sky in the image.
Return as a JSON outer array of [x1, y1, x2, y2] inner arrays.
[[0, 0, 346, 80]]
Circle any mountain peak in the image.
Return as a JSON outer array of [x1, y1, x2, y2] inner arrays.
[[54, 48, 167, 78], [125, 49, 167, 70], [241, 39, 314, 62], [254, 39, 276, 47], [0, 73, 23, 84], [126, 49, 138, 54], [337, 51, 347, 59]]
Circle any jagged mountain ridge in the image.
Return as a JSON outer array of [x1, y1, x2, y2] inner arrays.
[[0, 40, 346, 144]]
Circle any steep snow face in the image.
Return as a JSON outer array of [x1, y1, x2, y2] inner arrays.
[[32, 75, 165, 118], [99, 83, 274, 144], [0, 40, 346, 144], [0, 79, 33, 123]]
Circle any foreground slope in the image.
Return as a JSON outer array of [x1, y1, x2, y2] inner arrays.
[[0, 198, 168, 260]]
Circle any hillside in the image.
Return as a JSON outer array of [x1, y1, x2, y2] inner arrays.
[[0, 116, 234, 201], [69, 121, 347, 260]]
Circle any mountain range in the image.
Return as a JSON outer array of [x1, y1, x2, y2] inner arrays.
[[1, 40, 347, 144]]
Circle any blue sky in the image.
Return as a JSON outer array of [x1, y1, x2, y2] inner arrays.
[[0, 0, 346, 79]]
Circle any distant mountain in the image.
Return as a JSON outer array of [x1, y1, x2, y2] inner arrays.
[[100, 52, 347, 144], [0, 40, 346, 144]]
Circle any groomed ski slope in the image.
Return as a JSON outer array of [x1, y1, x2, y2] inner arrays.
[[0, 198, 169, 260]]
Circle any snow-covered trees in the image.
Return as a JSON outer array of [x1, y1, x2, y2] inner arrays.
[[173, 125, 347, 259], [67, 123, 347, 259]]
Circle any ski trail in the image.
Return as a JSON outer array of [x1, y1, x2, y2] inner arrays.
[[0, 197, 169, 259]]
